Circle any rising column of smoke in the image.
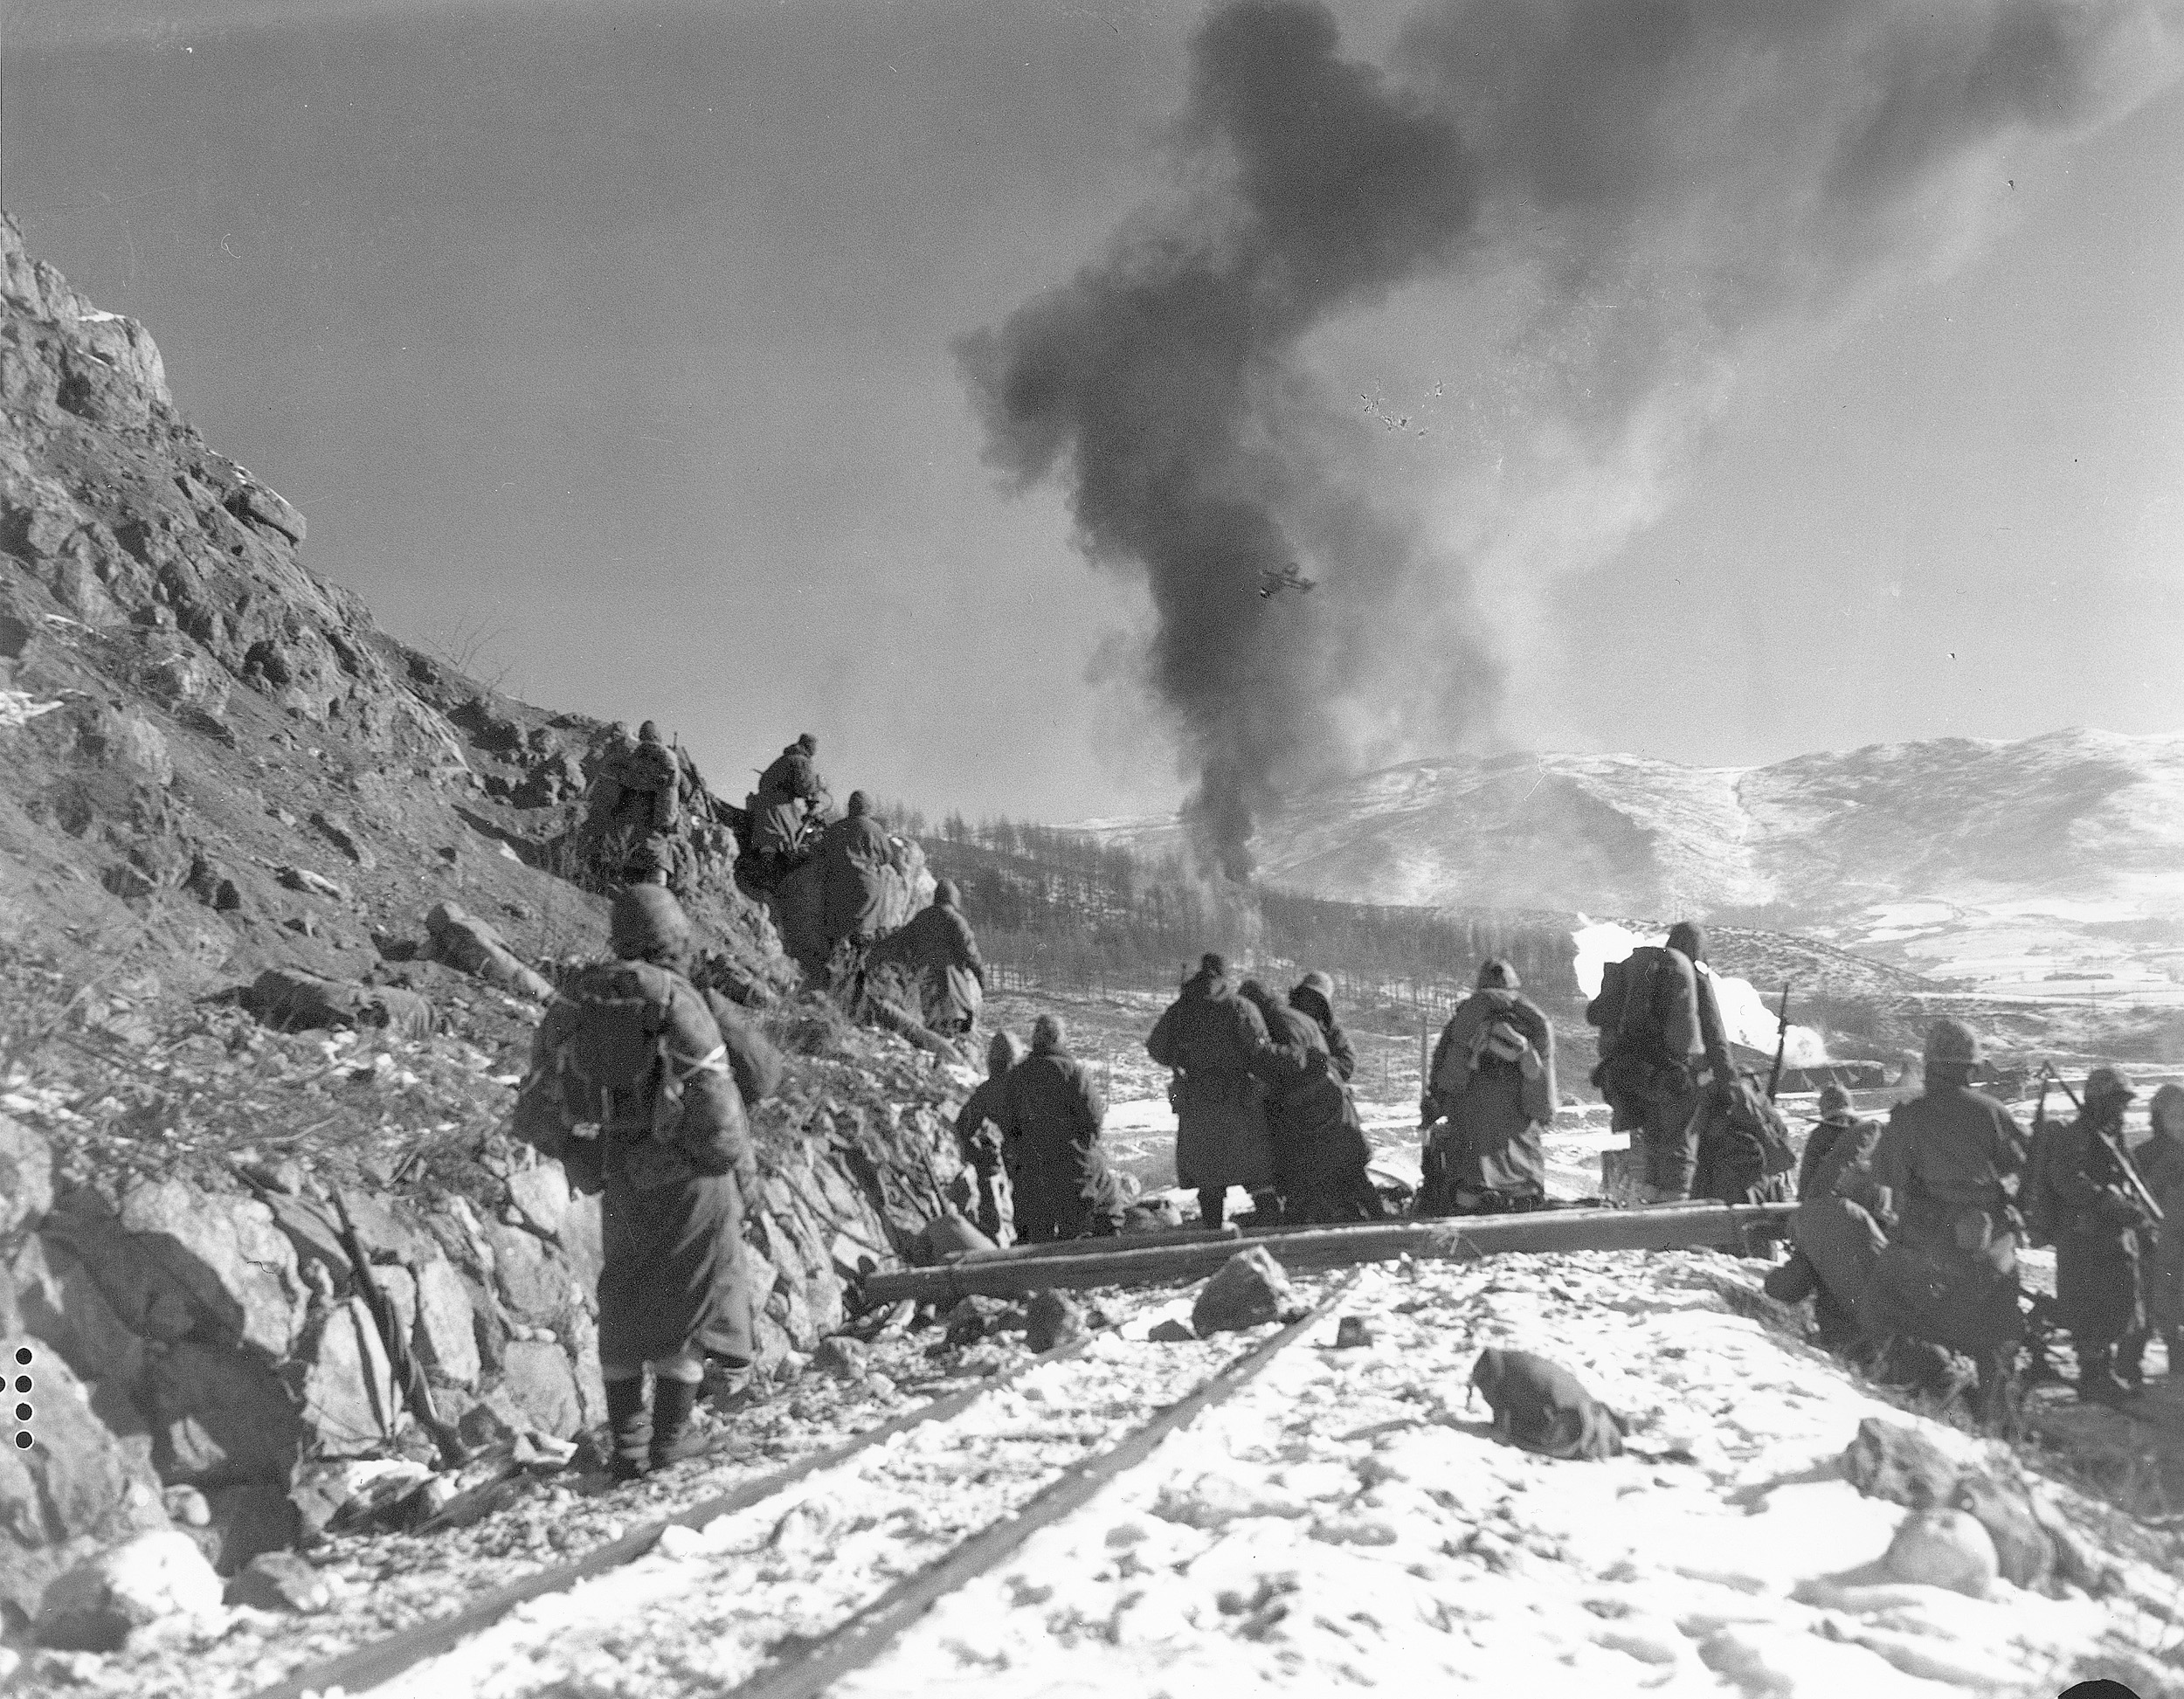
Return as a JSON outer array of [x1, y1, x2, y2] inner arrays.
[[964, 0, 2182, 882], [958, 1, 1489, 881]]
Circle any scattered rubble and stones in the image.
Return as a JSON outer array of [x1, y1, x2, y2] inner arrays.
[[1190, 1245, 1295, 1336]]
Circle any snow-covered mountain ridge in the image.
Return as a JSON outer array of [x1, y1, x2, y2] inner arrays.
[[1083, 728, 2184, 998]]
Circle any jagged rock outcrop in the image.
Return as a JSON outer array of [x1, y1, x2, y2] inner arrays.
[[0, 218, 974, 1640]]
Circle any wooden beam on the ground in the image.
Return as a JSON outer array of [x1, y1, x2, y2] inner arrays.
[[857, 1202, 1796, 1306], [947, 1223, 1241, 1264]]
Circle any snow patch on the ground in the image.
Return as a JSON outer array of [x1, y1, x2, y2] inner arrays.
[[838, 1255, 2156, 1699]]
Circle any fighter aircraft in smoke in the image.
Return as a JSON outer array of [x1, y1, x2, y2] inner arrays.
[[1258, 563, 1316, 600]]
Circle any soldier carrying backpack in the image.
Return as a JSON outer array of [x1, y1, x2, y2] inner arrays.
[[513, 884, 757, 1482], [1586, 921, 1723, 1201]]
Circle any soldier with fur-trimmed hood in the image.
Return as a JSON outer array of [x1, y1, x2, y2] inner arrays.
[[1419, 958, 1558, 1215], [1000, 1015, 1125, 1243], [951, 1028, 1026, 1242], [1147, 954, 1279, 1230]]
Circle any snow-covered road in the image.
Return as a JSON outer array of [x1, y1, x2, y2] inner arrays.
[[834, 1254, 2164, 1699]]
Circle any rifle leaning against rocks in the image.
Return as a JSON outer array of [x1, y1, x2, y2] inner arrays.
[[330, 1189, 469, 1470]]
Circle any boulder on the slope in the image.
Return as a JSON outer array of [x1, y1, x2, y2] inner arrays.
[[116, 1178, 306, 1360], [0, 1348, 169, 1633], [32, 1529, 220, 1652], [1882, 1509, 1999, 1598]]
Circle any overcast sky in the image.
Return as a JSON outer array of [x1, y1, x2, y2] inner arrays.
[[6, 0, 2181, 830]]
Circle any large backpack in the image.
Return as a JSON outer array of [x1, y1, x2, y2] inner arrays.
[[1612, 945, 1699, 1059], [541, 960, 725, 1145]]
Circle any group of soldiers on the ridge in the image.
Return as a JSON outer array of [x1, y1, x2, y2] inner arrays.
[[584, 719, 741, 894], [523, 738, 2180, 1479]]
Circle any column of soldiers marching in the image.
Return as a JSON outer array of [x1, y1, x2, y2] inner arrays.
[[515, 725, 2181, 1486]]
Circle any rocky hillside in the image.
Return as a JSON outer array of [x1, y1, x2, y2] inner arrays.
[[0, 213, 977, 1644], [1085, 731, 2184, 998]]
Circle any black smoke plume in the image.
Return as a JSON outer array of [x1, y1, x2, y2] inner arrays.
[[964, 0, 2180, 881]]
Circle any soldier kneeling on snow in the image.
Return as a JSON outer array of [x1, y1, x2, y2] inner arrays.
[[514, 884, 759, 1481]]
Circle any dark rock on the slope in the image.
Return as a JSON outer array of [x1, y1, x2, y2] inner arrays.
[[943, 1295, 1014, 1348], [310, 810, 376, 869], [147, 1341, 302, 1486], [32, 1530, 223, 1652], [1025, 1289, 1088, 1354], [1191, 1247, 1295, 1336], [1147, 1317, 1196, 1343], [1842, 1417, 1960, 1509], [196, 1483, 298, 1579], [811, 1336, 871, 1378], [224, 1550, 332, 1613]]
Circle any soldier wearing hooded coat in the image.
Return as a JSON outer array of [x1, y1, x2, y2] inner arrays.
[[818, 790, 894, 956], [1288, 971, 1356, 1084], [1000, 1015, 1126, 1243], [870, 878, 985, 1036], [748, 734, 829, 874], [952, 1029, 1025, 1242], [2137, 1083, 2184, 1380], [2025, 1065, 2154, 1404], [1787, 1084, 1888, 1349], [1858, 1018, 2029, 1419], [512, 885, 754, 1481], [1237, 978, 1382, 1225], [1147, 954, 1279, 1229], [1420, 959, 1558, 1214]]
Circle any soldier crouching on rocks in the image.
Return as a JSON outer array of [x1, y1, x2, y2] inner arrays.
[[1764, 1083, 1887, 1349], [1857, 1018, 2029, 1423], [513, 884, 757, 1481]]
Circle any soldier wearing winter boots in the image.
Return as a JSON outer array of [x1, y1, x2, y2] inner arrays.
[[514, 884, 759, 1481]]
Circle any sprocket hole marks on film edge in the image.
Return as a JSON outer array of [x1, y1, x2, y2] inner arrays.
[[6, 1342, 31, 1450]]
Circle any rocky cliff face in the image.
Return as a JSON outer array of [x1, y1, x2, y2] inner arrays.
[[0, 217, 975, 1638]]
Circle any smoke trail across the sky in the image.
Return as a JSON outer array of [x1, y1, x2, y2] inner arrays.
[[962, 0, 2181, 881]]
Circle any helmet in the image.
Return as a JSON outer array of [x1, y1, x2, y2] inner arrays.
[[1298, 970, 1335, 1001], [1924, 1018, 1983, 1069], [1476, 957, 1520, 990], [638, 720, 662, 745], [1666, 921, 1707, 963], [610, 883, 690, 963], [985, 1029, 1027, 1077], [2084, 1065, 2136, 1106], [934, 879, 961, 908], [1816, 1083, 1856, 1122]]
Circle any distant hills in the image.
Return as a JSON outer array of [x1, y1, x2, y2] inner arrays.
[[1082, 729, 2184, 1002]]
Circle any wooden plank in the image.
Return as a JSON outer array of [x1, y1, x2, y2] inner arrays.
[[244, 1337, 1095, 1699], [725, 1270, 1363, 1699], [947, 1222, 1240, 1264], [856, 1202, 1797, 1306]]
